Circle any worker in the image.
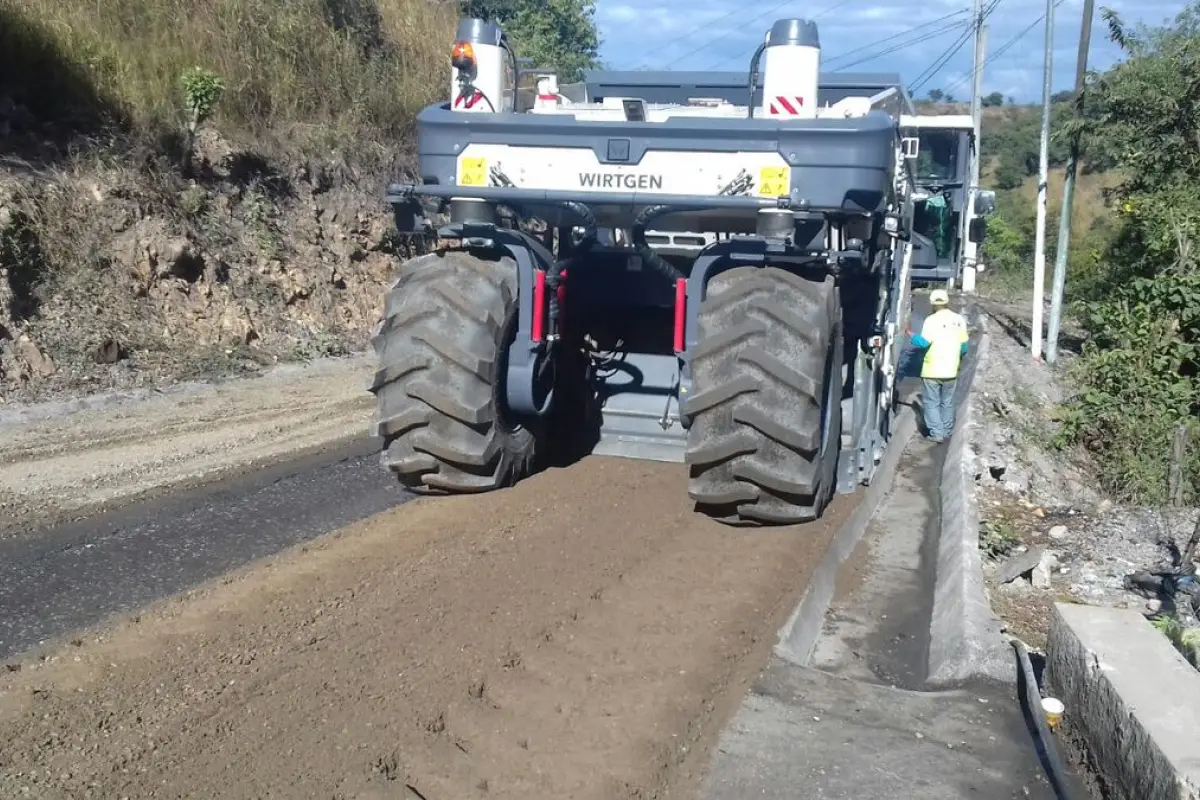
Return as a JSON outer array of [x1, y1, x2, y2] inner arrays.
[[908, 289, 969, 443]]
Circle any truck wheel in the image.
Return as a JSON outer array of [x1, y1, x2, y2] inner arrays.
[[685, 266, 843, 525], [369, 249, 538, 493]]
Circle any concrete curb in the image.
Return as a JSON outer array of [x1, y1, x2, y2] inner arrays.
[[926, 322, 1013, 688], [774, 403, 918, 666], [1046, 603, 1200, 800]]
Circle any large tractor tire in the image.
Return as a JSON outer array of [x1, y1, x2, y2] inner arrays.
[[684, 266, 843, 525], [368, 249, 538, 493]]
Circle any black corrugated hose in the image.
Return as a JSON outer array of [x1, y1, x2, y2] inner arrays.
[[1011, 638, 1077, 800]]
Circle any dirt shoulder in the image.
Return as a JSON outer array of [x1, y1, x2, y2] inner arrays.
[[0, 456, 851, 799], [0, 354, 375, 537], [969, 298, 1199, 653]]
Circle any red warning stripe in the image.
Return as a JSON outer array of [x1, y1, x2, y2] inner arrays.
[[768, 96, 804, 116], [453, 89, 485, 109]]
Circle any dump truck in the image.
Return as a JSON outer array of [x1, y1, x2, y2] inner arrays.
[[373, 16, 927, 525]]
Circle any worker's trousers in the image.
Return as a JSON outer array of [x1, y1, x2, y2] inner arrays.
[[921, 377, 957, 439]]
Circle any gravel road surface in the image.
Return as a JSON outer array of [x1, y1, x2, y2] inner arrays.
[[0, 451, 854, 799], [0, 355, 376, 537]]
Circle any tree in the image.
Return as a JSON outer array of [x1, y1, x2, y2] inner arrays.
[[1055, 2, 1200, 502], [982, 91, 1004, 107], [459, 0, 600, 82], [927, 88, 945, 102]]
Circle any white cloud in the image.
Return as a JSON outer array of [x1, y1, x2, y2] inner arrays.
[[594, 0, 1187, 101]]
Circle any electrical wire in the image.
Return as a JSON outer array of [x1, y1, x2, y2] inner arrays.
[[909, 0, 1002, 93], [822, 9, 971, 67], [941, 0, 1068, 98], [655, 0, 802, 69], [830, 19, 973, 72], [710, 8, 971, 73], [624, 1, 782, 69], [681, 0, 857, 71]]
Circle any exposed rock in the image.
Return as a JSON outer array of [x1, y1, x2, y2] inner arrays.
[[13, 335, 55, 377], [93, 339, 123, 365], [1032, 552, 1057, 589], [997, 546, 1045, 584]]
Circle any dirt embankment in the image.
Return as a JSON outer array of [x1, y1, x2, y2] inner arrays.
[[0, 354, 375, 536], [970, 300, 1200, 653], [0, 456, 851, 799], [0, 121, 411, 406]]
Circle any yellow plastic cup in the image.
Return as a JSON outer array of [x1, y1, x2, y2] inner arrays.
[[1042, 697, 1064, 730]]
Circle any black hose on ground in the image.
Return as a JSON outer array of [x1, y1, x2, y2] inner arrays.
[[1011, 638, 1076, 800], [631, 204, 685, 282]]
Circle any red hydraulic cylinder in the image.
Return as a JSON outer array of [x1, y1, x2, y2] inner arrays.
[[531, 269, 547, 342], [673, 278, 687, 353]]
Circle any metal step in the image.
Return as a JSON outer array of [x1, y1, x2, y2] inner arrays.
[[591, 352, 687, 463]]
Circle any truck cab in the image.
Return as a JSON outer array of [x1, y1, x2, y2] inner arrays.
[[899, 114, 995, 286]]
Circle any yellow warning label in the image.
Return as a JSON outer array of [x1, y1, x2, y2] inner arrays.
[[459, 157, 488, 186], [757, 165, 790, 198]]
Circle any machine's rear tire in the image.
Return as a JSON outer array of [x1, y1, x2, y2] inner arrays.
[[368, 249, 538, 493], [684, 266, 843, 525]]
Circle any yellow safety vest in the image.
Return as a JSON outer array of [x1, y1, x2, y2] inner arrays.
[[920, 309, 969, 380]]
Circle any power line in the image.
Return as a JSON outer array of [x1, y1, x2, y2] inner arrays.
[[822, 9, 971, 67], [909, 0, 1001, 92], [659, 0, 814, 70], [909, 26, 975, 91], [625, 5, 777, 68], [677, 0, 857, 71], [829, 18, 972, 72], [941, 0, 1067, 97]]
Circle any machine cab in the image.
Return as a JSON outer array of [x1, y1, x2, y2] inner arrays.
[[899, 114, 994, 285]]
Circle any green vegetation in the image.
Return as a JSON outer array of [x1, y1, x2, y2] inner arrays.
[[0, 0, 456, 153], [0, 0, 600, 154], [970, 3, 1200, 505], [1151, 615, 1200, 669], [461, 0, 600, 83], [1053, 4, 1200, 503]]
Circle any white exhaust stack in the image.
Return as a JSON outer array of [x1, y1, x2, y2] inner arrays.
[[449, 18, 511, 113], [760, 19, 820, 120]]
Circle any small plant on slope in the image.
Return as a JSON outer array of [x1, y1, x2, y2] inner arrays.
[[179, 66, 224, 171]]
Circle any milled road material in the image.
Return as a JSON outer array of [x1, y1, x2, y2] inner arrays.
[[0, 355, 375, 537], [0, 457, 852, 799], [0, 439, 403, 660]]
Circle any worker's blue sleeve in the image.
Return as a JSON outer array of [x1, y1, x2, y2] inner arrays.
[[911, 332, 931, 349]]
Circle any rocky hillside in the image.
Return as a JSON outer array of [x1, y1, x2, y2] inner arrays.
[[0, 125, 417, 402], [0, 0, 454, 403]]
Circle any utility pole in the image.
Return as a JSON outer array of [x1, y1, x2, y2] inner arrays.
[[962, 0, 987, 293], [1046, 0, 1095, 363], [1031, 0, 1055, 360]]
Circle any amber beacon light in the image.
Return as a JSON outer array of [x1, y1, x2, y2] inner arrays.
[[451, 41, 476, 72]]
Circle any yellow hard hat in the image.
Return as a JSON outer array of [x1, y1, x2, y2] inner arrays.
[[930, 289, 950, 306]]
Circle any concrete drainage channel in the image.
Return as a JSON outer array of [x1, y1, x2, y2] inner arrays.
[[698, 309, 1088, 798]]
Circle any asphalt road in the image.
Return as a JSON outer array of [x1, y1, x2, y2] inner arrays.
[[0, 436, 409, 660]]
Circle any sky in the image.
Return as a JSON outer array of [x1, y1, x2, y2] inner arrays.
[[594, 0, 1189, 103]]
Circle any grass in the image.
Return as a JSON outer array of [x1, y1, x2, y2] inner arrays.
[[0, 0, 455, 156], [1150, 615, 1200, 670]]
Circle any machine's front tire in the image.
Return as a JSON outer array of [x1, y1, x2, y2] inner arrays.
[[369, 249, 538, 493], [684, 266, 843, 525]]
